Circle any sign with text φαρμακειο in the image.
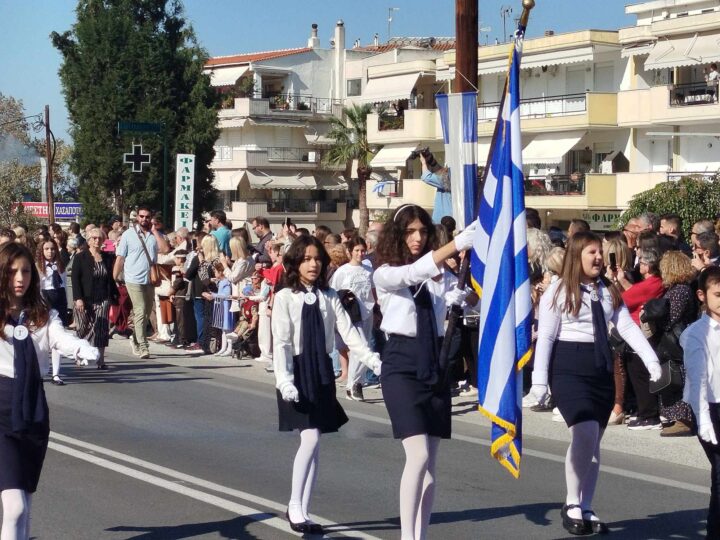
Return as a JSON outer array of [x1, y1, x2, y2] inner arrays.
[[581, 210, 622, 231], [174, 154, 195, 229]]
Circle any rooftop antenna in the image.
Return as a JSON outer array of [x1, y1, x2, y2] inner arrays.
[[388, 7, 400, 40], [479, 20, 492, 46], [500, 5, 513, 43]]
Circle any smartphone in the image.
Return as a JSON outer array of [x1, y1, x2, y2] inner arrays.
[[191, 238, 197, 251], [609, 252, 617, 273]]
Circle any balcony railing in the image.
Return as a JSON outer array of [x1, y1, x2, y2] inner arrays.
[[525, 174, 586, 195], [260, 199, 345, 214], [669, 82, 718, 107], [379, 114, 405, 131], [256, 92, 343, 114], [667, 171, 718, 182], [266, 147, 319, 163], [479, 93, 587, 121]]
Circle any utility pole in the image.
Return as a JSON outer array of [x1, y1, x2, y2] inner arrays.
[[44, 105, 55, 223], [455, 0, 478, 93]]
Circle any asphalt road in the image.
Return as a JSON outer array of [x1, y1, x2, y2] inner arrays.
[[28, 341, 713, 539]]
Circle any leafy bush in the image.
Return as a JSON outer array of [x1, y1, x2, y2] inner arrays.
[[620, 175, 720, 237]]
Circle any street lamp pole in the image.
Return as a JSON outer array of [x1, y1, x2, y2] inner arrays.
[[44, 105, 55, 223]]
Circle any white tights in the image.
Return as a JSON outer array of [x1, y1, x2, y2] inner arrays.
[[51, 349, 60, 377], [565, 420, 603, 521], [288, 428, 320, 524], [400, 434, 440, 540], [1, 490, 32, 540]]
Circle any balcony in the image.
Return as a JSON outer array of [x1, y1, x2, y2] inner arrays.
[[219, 94, 344, 121], [228, 199, 347, 224], [477, 92, 618, 136], [211, 147, 344, 171], [618, 86, 720, 127], [524, 172, 669, 210], [367, 109, 438, 145]]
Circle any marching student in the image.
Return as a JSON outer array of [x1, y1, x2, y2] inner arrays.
[[682, 265, 720, 539], [36, 239, 68, 385], [272, 235, 380, 535], [530, 232, 661, 535], [373, 204, 476, 540], [0, 243, 98, 540]]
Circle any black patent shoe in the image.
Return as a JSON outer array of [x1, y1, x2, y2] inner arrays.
[[583, 510, 609, 534], [285, 509, 309, 534], [306, 522, 323, 534], [561, 504, 591, 536]]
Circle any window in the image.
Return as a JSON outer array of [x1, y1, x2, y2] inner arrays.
[[214, 146, 233, 161], [347, 79, 361, 97]]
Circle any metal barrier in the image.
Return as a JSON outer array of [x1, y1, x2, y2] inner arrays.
[[668, 82, 718, 107], [479, 93, 587, 121], [525, 174, 586, 195]]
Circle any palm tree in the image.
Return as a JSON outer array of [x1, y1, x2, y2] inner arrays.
[[323, 103, 376, 236]]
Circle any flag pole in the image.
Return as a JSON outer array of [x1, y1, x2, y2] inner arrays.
[[436, 0, 535, 391]]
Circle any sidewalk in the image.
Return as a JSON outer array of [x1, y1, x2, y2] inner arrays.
[[102, 337, 709, 471]]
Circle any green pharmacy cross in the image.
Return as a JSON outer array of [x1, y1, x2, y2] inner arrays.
[[123, 144, 151, 173]]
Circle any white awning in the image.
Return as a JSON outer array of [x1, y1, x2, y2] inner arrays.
[[249, 119, 307, 128], [370, 143, 419, 168], [208, 66, 249, 87], [522, 131, 586, 165], [477, 138, 492, 167], [621, 42, 655, 58], [357, 73, 421, 103], [213, 170, 245, 191], [645, 34, 720, 70], [478, 46, 595, 75], [315, 174, 348, 191], [245, 170, 316, 190]]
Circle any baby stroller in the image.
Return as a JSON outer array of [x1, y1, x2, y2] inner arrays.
[[232, 297, 260, 359]]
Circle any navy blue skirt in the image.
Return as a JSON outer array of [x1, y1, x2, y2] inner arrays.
[[0, 376, 50, 493], [549, 341, 614, 428], [381, 334, 451, 439]]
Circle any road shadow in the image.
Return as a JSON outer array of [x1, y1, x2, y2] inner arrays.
[[53, 362, 212, 385], [105, 514, 267, 539], [429, 503, 706, 539]]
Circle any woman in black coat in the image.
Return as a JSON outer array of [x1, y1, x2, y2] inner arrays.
[[71, 228, 119, 369]]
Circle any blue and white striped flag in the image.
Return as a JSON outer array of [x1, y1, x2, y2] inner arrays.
[[436, 92, 478, 229], [471, 26, 532, 478]]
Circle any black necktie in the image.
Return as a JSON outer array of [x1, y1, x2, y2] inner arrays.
[[11, 312, 48, 433], [294, 287, 334, 404], [584, 283, 613, 373], [411, 284, 440, 385], [48, 263, 62, 289]]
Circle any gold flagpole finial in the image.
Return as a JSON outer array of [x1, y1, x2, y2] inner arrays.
[[520, 0, 535, 27]]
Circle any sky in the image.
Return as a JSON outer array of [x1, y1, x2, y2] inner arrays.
[[0, 0, 636, 141]]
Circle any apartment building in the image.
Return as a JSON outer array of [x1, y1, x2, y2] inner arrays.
[[205, 22, 373, 232], [359, 0, 720, 231]]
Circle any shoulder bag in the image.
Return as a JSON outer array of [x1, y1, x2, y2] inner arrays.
[[135, 228, 162, 287]]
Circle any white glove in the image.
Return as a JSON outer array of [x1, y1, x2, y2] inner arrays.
[[530, 384, 549, 404], [372, 358, 382, 377], [444, 285, 468, 307], [646, 361, 662, 383], [453, 219, 479, 252], [699, 423, 718, 445], [76, 344, 99, 363], [281, 383, 300, 403]]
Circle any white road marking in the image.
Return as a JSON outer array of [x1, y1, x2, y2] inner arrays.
[[191, 380, 712, 495], [49, 433, 384, 540]]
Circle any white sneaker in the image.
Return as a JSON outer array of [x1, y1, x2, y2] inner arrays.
[[552, 407, 565, 422], [460, 385, 479, 397], [522, 393, 539, 408], [131, 342, 141, 356]]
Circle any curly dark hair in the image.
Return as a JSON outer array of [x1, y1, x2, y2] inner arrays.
[[375, 205, 437, 266], [282, 235, 330, 292], [0, 243, 49, 340]]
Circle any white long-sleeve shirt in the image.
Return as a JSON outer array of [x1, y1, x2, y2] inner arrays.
[[373, 251, 456, 337], [1, 310, 92, 378], [40, 262, 66, 290], [681, 314, 720, 428], [224, 257, 254, 311], [271, 287, 379, 393], [532, 279, 659, 386]]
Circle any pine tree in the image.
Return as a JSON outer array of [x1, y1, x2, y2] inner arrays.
[[51, 0, 219, 226]]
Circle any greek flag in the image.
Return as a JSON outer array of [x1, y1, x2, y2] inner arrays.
[[436, 92, 477, 229], [471, 27, 532, 478]]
